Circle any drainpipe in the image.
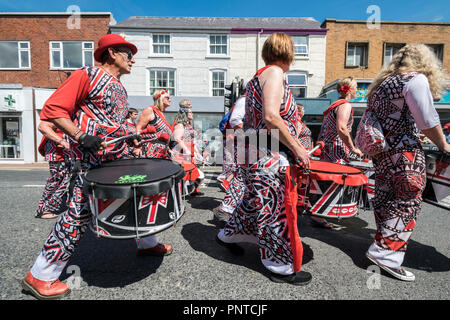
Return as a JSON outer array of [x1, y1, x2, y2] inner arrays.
[[256, 29, 264, 72], [32, 88, 37, 163]]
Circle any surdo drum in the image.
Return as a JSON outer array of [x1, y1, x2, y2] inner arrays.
[[299, 160, 368, 219], [83, 158, 186, 239], [348, 159, 375, 211]]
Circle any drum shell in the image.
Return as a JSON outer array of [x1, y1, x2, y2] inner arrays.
[[349, 160, 375, 211], [88, 181, 185, 239], [305, 178, 362, 218], [82, 158, 186, 239]]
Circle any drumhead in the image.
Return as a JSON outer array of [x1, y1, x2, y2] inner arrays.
[[83, 158, 185, 199], [302, 160, 368, 186]]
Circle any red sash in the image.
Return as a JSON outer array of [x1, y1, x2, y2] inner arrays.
[[284, 165, 303, 273]]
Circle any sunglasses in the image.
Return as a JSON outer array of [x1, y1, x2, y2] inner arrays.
[[112, 48, 133, 60]]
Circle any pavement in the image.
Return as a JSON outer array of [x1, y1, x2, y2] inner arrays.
[[0, 165, 449, 306]]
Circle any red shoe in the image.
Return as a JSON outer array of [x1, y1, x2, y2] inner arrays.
[[137, 243, 173, 256], [21, 272, 70, 300]]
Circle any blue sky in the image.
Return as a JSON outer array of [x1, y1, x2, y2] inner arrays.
[[0, 0, 448, 23]]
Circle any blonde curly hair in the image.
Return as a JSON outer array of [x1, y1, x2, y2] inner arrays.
[[367, 43, 447, 100], [152, 89, 170, 111]]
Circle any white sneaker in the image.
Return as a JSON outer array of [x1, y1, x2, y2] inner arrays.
[[366, 252, 415, 282]]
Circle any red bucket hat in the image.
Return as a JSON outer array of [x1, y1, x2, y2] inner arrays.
[[94, 34, 138, 62]]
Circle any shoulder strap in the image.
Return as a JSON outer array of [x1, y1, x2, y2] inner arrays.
[[323, 99, 349, 116]]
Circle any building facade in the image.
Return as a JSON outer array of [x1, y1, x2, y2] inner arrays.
[[321, 19, 450, 84], [0, 12, 114, 163], [110, 17, 327, 130]]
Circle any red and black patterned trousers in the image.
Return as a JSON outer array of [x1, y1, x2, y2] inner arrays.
[[368, 148, 426, 268]]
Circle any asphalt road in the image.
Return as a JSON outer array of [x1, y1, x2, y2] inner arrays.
[[0, 166, 449, 304]]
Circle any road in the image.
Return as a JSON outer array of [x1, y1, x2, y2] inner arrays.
[[0, 166, 449, 305]]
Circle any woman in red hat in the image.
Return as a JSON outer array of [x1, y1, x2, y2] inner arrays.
[[21, 34, 170, 300]]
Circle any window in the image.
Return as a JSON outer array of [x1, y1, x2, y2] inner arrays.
[[383, 43, 405, 66], [152, 34, 171, 55], [426, 44, 444, 63], [149, 69, 175, 96], [209, 35, 228, 55], [292, 36, 308, 56], [0, 41, 30, 69], [211, 70, 226, 96], [346, 42, 369, 68], [50, 41, 94, 69], [287, 72, 307, 98]]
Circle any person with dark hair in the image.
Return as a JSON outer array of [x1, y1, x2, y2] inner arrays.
[[126, 108, 139, 125]]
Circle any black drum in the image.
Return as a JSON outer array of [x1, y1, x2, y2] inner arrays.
[[82, 158, 186, 240]]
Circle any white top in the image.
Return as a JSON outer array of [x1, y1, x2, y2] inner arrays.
[[229, 96, 246, 128], [403, 73, 440, 130]]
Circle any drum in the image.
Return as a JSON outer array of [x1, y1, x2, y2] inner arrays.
[[349, 159, 375, 211], [423, 149, 450, 210], [82, 158, 186, 240], [299, 160, 368, 219]]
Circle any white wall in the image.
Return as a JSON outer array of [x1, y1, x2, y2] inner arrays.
[[117, 30, 326, 99]]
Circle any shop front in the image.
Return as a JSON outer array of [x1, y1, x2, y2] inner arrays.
[[0, 85, 37, 163]]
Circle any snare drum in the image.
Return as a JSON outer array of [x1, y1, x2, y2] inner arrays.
[[82, 158, 186, 239], [349, 159, 375, 211], [299, 160, 368, 219]]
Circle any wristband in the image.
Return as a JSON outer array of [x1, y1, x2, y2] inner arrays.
[[78, 133, 87, 145]]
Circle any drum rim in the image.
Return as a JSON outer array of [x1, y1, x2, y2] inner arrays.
[[84, 158, 185, 186]]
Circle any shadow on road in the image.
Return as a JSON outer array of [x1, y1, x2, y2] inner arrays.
[[59, 231, 163, 288], [298, 213, 450, 273], [180, 221, 314, 278]]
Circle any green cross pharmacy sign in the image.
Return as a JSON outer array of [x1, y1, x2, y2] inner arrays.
[[4, 95, 16, 109]]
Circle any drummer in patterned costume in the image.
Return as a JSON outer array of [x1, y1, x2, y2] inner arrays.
[[364, 44, 450, 281], [22, 34, 170, 300], [318, 77, 363, 164], [216, 33, 312, 285], [134, 89, 173, 159], [35, 120, 72, 219]]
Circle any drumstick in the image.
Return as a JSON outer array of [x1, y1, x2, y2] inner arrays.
[[105, 126, 157, 146], [308, 141, 324, 156]]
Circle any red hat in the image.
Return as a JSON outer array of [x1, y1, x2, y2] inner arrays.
[[444, 123, 450, 129], [94, 34, 138, 62]]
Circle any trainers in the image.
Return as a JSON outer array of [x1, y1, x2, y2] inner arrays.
[[138, 243, 173, 257], [21, 272, 70, 300], [213, 207, 231, 222], [366, 252, 415, 282], [269, 271, 312, 286], [215, 235, 245, 256]]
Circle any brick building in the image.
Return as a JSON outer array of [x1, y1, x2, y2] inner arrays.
[[321, 19, 450, 84], [0, 12, 113, 163], [0, 12, 114, 88]]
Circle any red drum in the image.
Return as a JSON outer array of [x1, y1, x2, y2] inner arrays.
[[423, 149, 450, 210], [349, 159, 375, 211], [299, 160, 368, 219], [83, 158, 186, 240]]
